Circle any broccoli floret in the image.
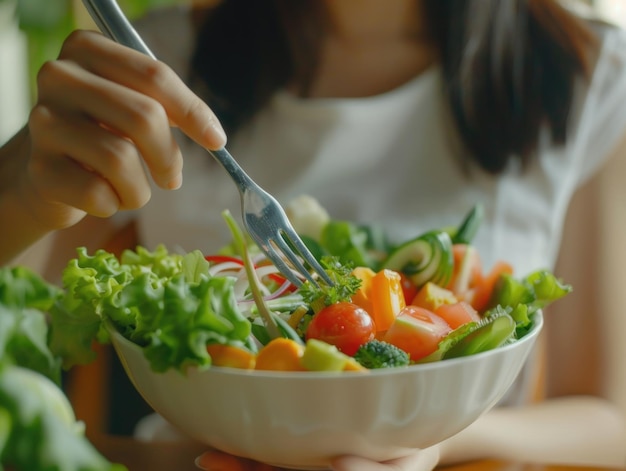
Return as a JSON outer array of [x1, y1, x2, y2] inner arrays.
[[353, 340, 410, 369]]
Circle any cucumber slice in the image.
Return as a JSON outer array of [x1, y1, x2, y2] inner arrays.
[[443, 312, 516, 359], [382, 231, 453, 288], [452, 204, 484, 245], [301, 339, 350, 371]]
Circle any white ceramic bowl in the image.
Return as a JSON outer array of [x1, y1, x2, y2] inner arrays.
[[110, 312, 543, 470]]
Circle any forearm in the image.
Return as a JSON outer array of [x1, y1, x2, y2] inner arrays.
[[439, 396, 626, 468], [0, 127, 54, 265]]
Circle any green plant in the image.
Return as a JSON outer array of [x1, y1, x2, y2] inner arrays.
[[1, 0, 183, 99]]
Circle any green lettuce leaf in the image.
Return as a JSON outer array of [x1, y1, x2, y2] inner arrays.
[[0, 266, 122, 471], [48, 245, 253, 373], [0, 365, 125, 471], [0, 267, 62, 383], [320, 221, 378, 269]]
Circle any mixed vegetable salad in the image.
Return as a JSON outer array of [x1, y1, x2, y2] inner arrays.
[[0, 199, 572, 470], [49, 201, 572, 374]]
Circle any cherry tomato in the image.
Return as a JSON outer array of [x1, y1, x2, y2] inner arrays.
[[383, 305, 451, 361], [470, 261, 514, 312], [305, 302, 376, 356]]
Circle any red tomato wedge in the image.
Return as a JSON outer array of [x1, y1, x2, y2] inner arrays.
[[399, 272, 418, 305], [434, 301, 480, 329], [382, 306, 452, 361], [470, 261, 514, 312], [306, 302, 376, 356], [446, 244, 483, 296]]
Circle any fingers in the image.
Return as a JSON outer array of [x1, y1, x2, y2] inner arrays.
[[59, 30, 227, 150], [22, 28, 226, 230], [195, 451, 246, 471], [195, 451, 275, 471], [38, 55, 182, 194], [194, 449, 441, 471], [36, 56, 183, 191], [28, 104, 151, 216], [331, 446, 440, 471]]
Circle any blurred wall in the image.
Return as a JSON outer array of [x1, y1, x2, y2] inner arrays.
[[595, 0, 626, 27], [0, 0, 29, 144]]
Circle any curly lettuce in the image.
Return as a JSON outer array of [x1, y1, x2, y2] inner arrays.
[[0, 266, 123, 471], [48, 245, 252, 373]]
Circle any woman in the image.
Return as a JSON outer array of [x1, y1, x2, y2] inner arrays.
[[1, 0, 625, 470]]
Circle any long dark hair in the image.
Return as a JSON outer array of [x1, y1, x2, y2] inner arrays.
[[190, 0, 598, 174]]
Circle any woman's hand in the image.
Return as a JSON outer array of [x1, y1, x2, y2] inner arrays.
[[194, 447, 440, 471], [16, 29, 226, 233], [331, 450, 440, 471]]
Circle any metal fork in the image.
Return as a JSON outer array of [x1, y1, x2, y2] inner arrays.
[[82, 0, 332, 287]]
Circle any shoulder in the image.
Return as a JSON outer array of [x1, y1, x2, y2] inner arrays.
[[561, 0, 626, 105], [564, 18, 626, 185], [589, 20, 626, 86], [581, 20, 626, 126]]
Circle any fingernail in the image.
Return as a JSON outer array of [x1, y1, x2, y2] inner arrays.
[[194, 451, 244, 471], [213, 121, 227, 142], [194, 456, 207, 470], [167, 173, 182, 190], [206, 120, 227, 150]]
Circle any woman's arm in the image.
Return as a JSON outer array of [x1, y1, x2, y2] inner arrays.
[[0, 126, 50, 265], [438, 396, 625, 468], [0, 29, 226, 268], [0, 126, 118, 272]]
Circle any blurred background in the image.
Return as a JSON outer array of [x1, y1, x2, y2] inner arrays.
[[1, 0, 626, 144], [0, 0, 216, 143]]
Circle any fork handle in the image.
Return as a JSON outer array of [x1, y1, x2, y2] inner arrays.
[[82, 0, 155, 59], [81, 0, 257, 191]]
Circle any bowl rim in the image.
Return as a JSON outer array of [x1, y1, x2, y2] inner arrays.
[[110, 310, 543, 379]]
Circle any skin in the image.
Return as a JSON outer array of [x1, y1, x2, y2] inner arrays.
[[1, 29, 226, 270], [2, 0, 626, 470]]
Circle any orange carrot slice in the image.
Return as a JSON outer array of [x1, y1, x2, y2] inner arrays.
[[255, 338, 305, 371], [206, 344, 256, 369]]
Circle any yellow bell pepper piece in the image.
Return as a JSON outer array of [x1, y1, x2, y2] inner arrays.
[[350, 266, 376, 315], [411, 281, 458, 312], [370, 269, 406, 332]]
